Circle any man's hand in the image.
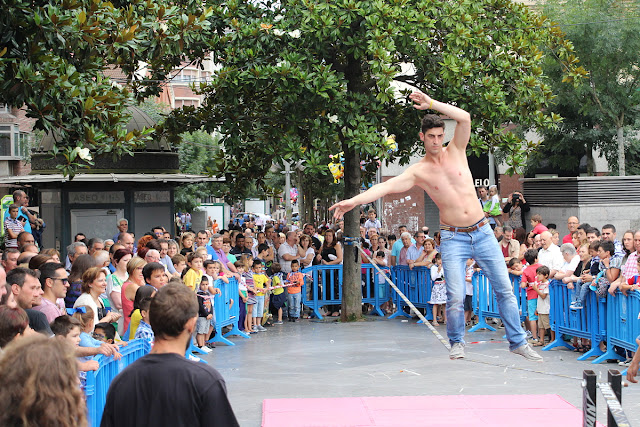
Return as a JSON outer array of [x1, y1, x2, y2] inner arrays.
[[329, 199, 357, 220], [409, 91, 434, 110]]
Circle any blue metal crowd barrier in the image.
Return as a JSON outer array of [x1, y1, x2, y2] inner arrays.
[[592, 289, 640, 364], [208, 277, 250, 346], [85, 338, 152, 427], [468, 272, 526, 333], [388, 265, 433, 321], [301, 264, 390, 319], [361, 263, 387, 317], [302, 265, 342, 319], [542, 280, 607, 361]]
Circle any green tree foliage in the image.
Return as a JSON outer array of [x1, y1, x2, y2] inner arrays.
[[161, 0, 583, 320], [534, 0, 640, 176], [0, 0, 213, 175]]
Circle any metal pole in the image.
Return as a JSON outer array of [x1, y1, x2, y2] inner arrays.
[[582, 370, 597, 427]]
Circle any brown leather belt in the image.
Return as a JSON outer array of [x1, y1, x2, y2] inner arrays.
[[440, 218, 490, 233]]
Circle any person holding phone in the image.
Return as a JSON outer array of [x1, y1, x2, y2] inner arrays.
[[503, 191, 530, 231]]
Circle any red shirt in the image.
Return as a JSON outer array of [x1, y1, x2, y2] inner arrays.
[[522, 263, 541, 300], [562, 234, 573, 244]]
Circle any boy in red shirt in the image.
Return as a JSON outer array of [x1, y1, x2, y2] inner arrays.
[[520, 249, 541, 344]]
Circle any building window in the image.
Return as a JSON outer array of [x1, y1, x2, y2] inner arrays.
[[175, 99, 200, 108], [0, 124, 28, 159]]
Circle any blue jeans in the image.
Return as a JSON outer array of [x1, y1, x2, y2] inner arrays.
[[440, 219, 526, 350], [288, 292, 301, 318], [571, 279, 590, 304]]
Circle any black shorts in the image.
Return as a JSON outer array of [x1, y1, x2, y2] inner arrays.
[[271, 293, 287, 309], [464, 295, 473, 312]]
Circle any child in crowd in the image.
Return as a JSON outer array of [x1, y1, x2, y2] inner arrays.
[[72, 306, 122, 387], [507, 257, 523, 276], [373, 250, 391, 313], [183, 253, 204, 292], [521, 249, 541, 343], [269, 263, 287, 324], [240, 257, 258, 333], [532, 265, 551, 347], [464, 258, 475, 326], [4, 204, 24, 249], [94, 322, 116, 344], [50, 315, 100, 389], [128, 286, 156, 340], [530, 214, 548, 235], [363, 209, 381, 235], [429, 253, 447, 326], [196, 277, 214, 352], [133, 297, 154, 344], [485, 185, 503, 227], [286, 260, 304, 322], [235, 260, 250, 333], [569, 241, 601, 310], [172, 254, 187, 275], [252, 259, 271, 331]]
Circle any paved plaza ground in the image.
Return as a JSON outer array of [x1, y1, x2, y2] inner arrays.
[[205, 316, 640, 426]]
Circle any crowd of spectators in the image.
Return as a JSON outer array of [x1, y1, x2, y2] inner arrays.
[[1, 187, 640, 424]]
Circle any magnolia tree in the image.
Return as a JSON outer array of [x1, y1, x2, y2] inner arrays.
[[0, 0, 214, 175], [162, 0, 585, 321]]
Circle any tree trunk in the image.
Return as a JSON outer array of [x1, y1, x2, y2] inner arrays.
[[586, 143, 594, 176], [617, 125, 625, 176], [341, 144, 363, 321]]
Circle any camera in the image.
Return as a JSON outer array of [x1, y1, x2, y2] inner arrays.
[[512, 194, 520, 201]]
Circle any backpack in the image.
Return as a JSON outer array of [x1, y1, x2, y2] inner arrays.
[[593, 271, 611, 298]]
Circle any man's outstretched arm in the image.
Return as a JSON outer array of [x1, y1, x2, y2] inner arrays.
[[409, 91, 471, 150], [329, 167, 417, 219]]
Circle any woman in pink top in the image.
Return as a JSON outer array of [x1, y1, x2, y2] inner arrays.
[[121, 257, 146, 333]]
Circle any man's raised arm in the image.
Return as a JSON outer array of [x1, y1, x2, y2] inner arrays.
[[330, 167, 417, 219], [409, 91, 471, 150]]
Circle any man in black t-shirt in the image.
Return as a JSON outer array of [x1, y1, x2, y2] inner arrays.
[[101, 284, 239, 427]]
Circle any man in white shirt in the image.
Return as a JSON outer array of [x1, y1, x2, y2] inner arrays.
[[538, 231, 564, 278], [278, 231, 300, 274]]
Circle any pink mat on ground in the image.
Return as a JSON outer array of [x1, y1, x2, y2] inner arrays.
[[262, 394, 596, 427]]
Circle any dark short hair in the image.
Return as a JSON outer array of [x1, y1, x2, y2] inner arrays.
[[586, 228, 600, 237], [421, 114, 445, 133], [6, 267, 39, 289], [536, 265, 550, 277], [599, 240, 614, 256], [523, 249, 539, 265], [507, 257, 520, 268], [149, 283, 198, 340], [602, 224, 616, 232], [38, 262, 66, 289], [145, 239, 161, 251], [257, 243, 269, 254], [577, 223, 591, 232], [252, 259, 263, 268], [50, 315, 82, 337], [142, 262, 165, 282], [94, 322, 116, 341], [290, 260, 299, 266], [138, 298, 152, 313]]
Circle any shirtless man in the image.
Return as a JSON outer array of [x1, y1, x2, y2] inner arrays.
[[330, 91, 542, 361]]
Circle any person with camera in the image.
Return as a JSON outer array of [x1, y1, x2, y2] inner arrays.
[[503, 191, 530, 231]]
